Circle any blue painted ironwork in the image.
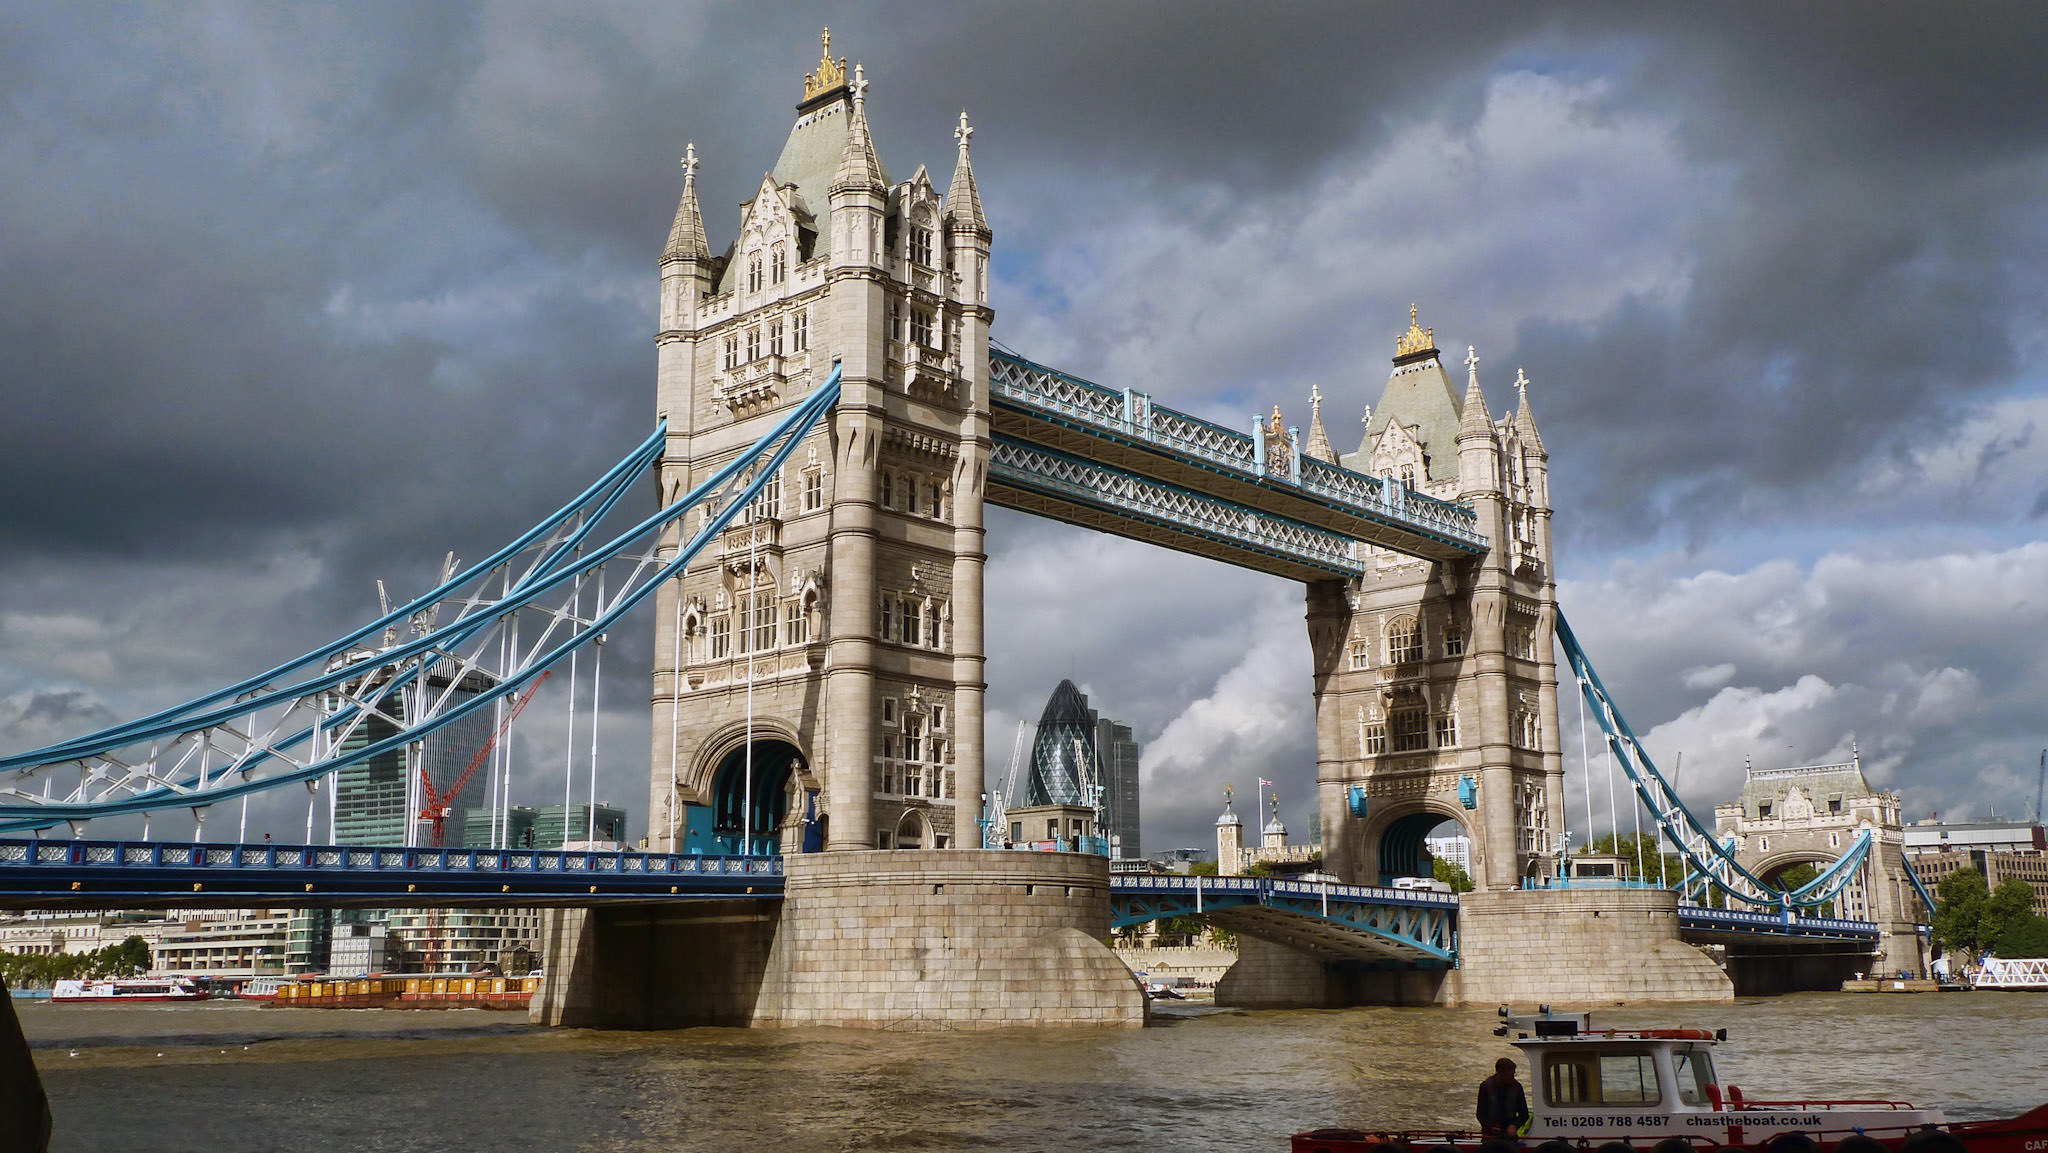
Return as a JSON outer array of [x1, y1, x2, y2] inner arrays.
[[988, 349, 1486, 557], [1899, 850, 1939, 919], [988, 437, 1365, 579], [1109, 874, 1456, 963], [1557, 612, 1877, 912], [1674, 903, 1882, 943], [0, 837, 782, 908], [0, 367, 844, 833]]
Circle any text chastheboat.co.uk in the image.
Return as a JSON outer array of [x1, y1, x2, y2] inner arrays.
[[1684, 1116, 1825, 1129]]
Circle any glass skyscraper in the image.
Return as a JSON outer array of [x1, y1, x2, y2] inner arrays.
[[1021, 680, 1142, 858], [330, 664, 497, 846]]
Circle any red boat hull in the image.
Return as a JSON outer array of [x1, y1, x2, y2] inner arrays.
[[1294, 1106, 2048, 1153]]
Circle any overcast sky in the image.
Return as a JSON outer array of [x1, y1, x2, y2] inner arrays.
[[5, 3, 2048, 855]]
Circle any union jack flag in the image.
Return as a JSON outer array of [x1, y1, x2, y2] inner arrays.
[[1258, 777, 1273, 787]]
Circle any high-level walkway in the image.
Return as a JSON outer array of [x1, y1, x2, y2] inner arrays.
[[987, 350, 1486, 581]]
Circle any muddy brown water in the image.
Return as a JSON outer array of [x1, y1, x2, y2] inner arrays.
[[17, 992, 2048, 1153]]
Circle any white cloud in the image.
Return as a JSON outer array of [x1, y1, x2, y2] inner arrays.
[[1561, 542, 2048, 824], [994, 69, 1700, 427], [1681, 662, 1736, 691]]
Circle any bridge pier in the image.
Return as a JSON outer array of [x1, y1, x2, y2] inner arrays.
[[529, 899, 783, 1028], [1215, 938, 1450, 1007], [533, 850, 1145, 1029], [1213, 889, 1733, 1009], [1721, 943, 1872, 996], [1447, 888, 1732, 1005]]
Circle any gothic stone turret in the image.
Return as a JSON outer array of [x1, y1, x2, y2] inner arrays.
[[1310, 309, 1564, 892], [646, 43, 993, 859]]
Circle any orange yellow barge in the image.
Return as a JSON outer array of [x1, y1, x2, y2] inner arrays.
[[267, 974, 539, 1010]]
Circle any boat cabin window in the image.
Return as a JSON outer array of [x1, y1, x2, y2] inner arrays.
[[1672, 1049, 1715, 1106], [1544, 1051, 1661, 1106]]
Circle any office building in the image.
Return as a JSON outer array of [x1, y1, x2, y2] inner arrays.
[[330, 662, 499, 846]]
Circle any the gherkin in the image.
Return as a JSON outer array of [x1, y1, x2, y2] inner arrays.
[[1026, 679, 1098, 806]]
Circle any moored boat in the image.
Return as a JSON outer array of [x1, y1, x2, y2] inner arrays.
[[1293, 1007, 2048, 1153], [235, 976, 289, 1001], [50, 977, 210, 1004]]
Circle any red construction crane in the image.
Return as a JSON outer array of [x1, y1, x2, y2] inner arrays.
[[417, 671, 549, 848]]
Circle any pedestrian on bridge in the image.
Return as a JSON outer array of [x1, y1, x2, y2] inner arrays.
[[1477, 1057, 1529, 1138]]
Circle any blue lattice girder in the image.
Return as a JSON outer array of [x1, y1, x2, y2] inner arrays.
[[989, 350, 1486, 561], [988, 437, 1366, 581], [1109, 875, 1456, 964]]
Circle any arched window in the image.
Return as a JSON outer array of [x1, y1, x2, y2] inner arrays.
[[1386, 616, 1422, 664], [771, 245, 786, 284], [747, 253, 763, 293]]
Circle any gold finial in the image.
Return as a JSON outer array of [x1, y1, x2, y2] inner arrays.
[[1395, 303, 1437, 360], [1269, 404, 1285, 434], [803, 28, 848, 99]]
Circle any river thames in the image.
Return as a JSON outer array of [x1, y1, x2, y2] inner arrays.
[[18, 992, 2048, 1153]]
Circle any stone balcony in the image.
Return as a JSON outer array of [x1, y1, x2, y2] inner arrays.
[[890, 341, 960, 404]]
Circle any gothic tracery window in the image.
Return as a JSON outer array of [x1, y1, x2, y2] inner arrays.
[[1386, 616, 1422, 664]]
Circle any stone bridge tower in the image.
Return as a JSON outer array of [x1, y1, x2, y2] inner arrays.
[[1716, 758, 1925, 977], [646, 36, 992, 859], [1310, 312, 1565, 892]]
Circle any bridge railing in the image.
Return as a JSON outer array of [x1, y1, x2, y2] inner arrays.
[[1113, 873, 1459, 908], [988, 350, 1485, 550], [1676, 903, 1879, 937], [0, 838, 784, 878]]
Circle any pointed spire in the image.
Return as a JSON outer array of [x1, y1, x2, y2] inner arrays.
[[1513, 367, 1545, 453], [946, 109, 987, 232], [832, 63, 885, 193], [1304, 384, 1337, 464], [1457, 344, 1492, 441], [663, 142, 708, 263]]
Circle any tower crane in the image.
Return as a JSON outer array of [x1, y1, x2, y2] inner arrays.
[[415, 671, 549, 848]]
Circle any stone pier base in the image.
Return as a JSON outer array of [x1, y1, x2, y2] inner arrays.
[[529, 899, 782, 1028], [531, 850, 1145, 1029], [753, 850, 1144, 1029], [1446, 888, 1733, 1005], [1214, 938, 1449, 1008], [1212, 888, 1732, 1010]]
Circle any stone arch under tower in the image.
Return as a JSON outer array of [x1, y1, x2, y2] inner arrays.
[[1361, 802, 1474, 887], [671, 720, 818, 855]]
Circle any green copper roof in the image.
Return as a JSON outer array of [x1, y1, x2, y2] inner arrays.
[[770, 93, 891, 250], [1344, 355, 1466, 484], [712, 92, 891, 294]]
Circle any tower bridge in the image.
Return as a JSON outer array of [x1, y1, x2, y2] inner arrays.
[[0, 35, 1897, 1025]]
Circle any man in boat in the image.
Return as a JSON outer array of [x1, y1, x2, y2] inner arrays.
[[1477, 1057, 1529, 1138]]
